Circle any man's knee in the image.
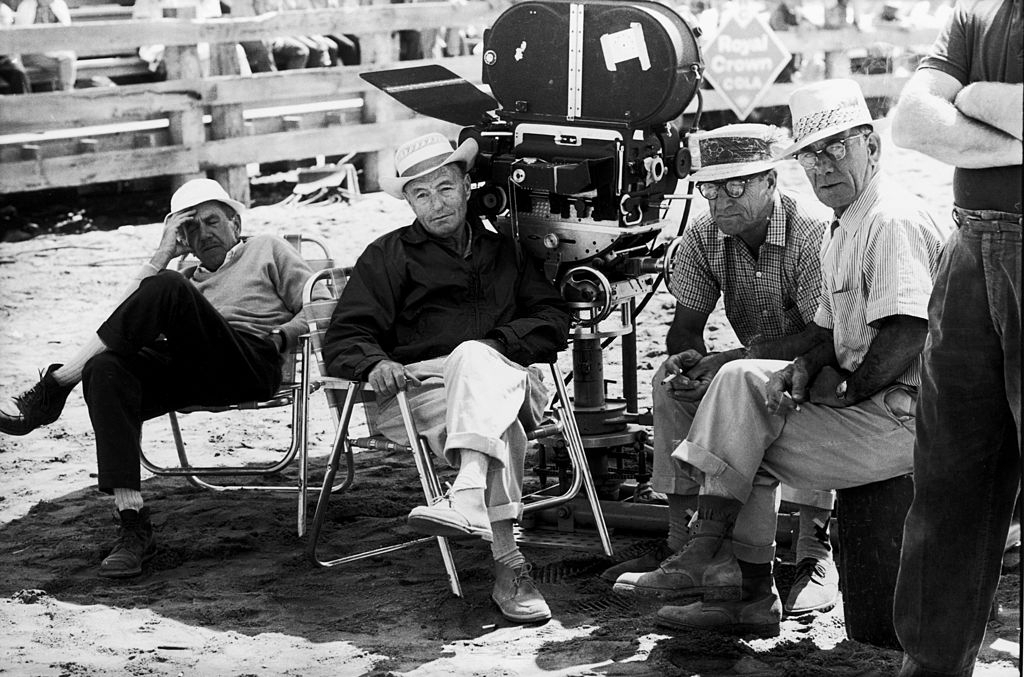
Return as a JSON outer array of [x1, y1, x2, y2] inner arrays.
[[81, 351, 127, 402]]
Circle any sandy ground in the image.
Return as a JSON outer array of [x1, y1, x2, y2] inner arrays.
[[0, 128, 1020, 676]]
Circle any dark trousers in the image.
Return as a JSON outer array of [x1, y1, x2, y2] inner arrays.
[[894, 208, 1022, 676], [81, 272, 282, 492]]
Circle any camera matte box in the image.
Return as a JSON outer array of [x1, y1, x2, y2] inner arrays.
[[482, 0, 702, 128]]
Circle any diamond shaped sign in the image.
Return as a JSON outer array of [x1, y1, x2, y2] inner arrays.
[[701, 10, 792, 120]]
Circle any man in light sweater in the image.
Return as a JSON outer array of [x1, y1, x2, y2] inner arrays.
[[0, 178, 313, 578]]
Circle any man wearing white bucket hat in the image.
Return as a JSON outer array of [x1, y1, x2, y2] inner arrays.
[[607, 123, 842, 618], [323, 132, 570, 623], [0, 178, 315, 578], [647, 80, 949, 637], [889, 1, 1021, 675]]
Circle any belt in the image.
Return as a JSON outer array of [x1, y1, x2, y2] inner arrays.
[[952, 206, 1023, 228]]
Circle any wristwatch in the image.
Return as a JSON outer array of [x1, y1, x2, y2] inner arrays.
[[835, 380, 848, 402]]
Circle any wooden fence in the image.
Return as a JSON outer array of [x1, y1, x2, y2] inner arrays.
[[0, 1, 940, 201]]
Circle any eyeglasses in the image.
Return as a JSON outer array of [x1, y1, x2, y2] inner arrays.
[[796, 132, 869, 169], [696, 172, 768, 200]]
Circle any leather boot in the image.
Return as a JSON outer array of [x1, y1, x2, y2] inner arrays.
[[600, 539, 675, 582], [491, 562, 551, 623], [0, 364, 74, 436], [612, 518, 741, 602], [656, 577, 782, 638], [99, 507, 157, 578], [784, 557, 840, 616]]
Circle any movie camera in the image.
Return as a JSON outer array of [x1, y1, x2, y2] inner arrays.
[[363, 0, 706, 524]]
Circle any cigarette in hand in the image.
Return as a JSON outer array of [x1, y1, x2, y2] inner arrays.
[[661, 373, 679, 386]]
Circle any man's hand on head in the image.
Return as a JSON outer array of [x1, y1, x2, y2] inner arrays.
[[367, 359, 422, 399], [152, 209, 195, 269]]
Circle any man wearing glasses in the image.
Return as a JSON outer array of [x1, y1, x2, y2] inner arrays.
[[635, 80, 948, 638], [607, 124, 841, 622]]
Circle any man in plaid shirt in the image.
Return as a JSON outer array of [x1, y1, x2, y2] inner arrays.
[[608, 124, 839, 621]]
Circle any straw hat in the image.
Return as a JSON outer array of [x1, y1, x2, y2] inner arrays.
[[381, 133, 478, 199], [688, 123, 782, 183], [169, 178, 246, 217], [779, 78, 876, 158]]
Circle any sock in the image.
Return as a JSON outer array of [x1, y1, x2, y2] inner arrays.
[[490, 520, 525, 569], [697, 494, 743, 525], [667, 493, 698, 552], [113, 488, 144, 513], [450, 448, 489, 491], [795, 507, 834, 563], [53, 334, 106, 386], [53, 265, 157, 387], [738, 559, 771, 579]]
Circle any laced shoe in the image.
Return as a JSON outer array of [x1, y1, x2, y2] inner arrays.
[[407, 489, 493, 540], [600, 539, 675, 582], [99, 507, 157, 579], [612, 518, 741, 602], [656, 580, 782, 638], [491, 562, 551, 623], [0, 364, 74, 436], [784, 557, 840, 616]]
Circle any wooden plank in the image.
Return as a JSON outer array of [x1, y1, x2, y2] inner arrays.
[[200, 118, 459, 167], [0, 83, 201, 129], [0, 145, 199, 193], [0, 2, 511, 54]]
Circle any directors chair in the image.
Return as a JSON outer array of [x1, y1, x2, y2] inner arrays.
[[301, 266, 613, 597], [139, 233, 332, 536]]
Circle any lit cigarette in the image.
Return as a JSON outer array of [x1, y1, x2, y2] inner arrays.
[[661, 373, 679, 385]]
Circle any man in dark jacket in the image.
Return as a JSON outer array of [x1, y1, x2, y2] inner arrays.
[[322, 133, 570, 623]]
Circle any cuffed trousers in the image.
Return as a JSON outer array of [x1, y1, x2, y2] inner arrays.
[[375, 341, 547, 524], [652, 362, 836, 563], [82, 272, 281, 492], [673, 360, 916, 560]]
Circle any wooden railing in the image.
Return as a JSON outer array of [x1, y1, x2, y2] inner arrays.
[[0, 2, 939, 201]]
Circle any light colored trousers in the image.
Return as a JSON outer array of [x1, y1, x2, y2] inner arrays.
[[375, 341, 548, 524], [652, 362, 836, 563], [675, 360, 916, 544]]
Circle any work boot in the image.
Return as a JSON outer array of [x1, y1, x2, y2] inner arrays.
[[612, 518, 741, 602], [0, 364, 74, 436], [99, 507, 157, 579], [600, 539, 675, 582], [655, 577, 782, 638], [491, 562, 551, 623], [784, 557, 840, 616]]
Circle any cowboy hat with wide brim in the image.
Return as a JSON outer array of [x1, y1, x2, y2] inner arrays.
[[381, 133, 478, 199], [688, 123, 783, 183], [169, 178, 246, 217], [777, 78, 885, 159]]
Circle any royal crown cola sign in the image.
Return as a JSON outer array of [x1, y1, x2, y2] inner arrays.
[[701, 10, 792, 120]]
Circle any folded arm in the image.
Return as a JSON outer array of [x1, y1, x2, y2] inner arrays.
[[955, 82, 1024, 140], [893, 69, 1023, 167]]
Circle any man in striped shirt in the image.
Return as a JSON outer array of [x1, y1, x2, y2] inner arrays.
[[645, 80, 949, 637], [608, 124, 841, 619]]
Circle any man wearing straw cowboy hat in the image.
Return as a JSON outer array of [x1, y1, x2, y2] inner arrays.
[[607, 123, 843, 619], [322, 132, 570, 623], [0, 178, 315, 578], [889, 1, 1021, 674], [639, 80, 948, 637]]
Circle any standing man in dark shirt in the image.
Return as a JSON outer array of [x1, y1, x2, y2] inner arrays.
[[891, 2, 1022, 675], [322, 133, 570, 623]]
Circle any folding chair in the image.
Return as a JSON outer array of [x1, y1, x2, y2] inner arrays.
[[139, 233, 332, 536], [301, 266, 613, 597]]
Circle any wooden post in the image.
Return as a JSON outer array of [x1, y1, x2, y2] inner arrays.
[[207, 7, 250, 207], [163, 5, 205, 191], [359, 31, 400, 192]]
